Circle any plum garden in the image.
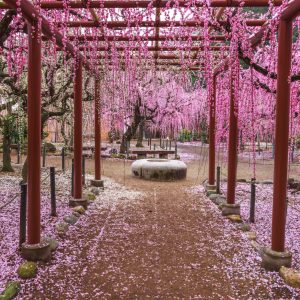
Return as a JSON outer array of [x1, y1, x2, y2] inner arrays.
[[0, 0, 300, 298]]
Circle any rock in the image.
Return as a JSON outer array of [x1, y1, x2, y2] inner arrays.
[[63, 214, 78, 225], [237, 223, 251, 232], [289, 181, 299, 189], [72, 211, 80, 218], [72, 206, 85, 214], [262, 180, 273, 185], [90, 187, 100, 195], [250, 241, 263, 254], [279, 267, 300, 288], [0, 281, 20, 300], [44, 237, 59, 252], [227, 215, 242, 223], [17, 262, 37, 279], [209, 194, 219, 201], [218, 202, 224, 210], [296, 183, 300, 192], [246, 231, 257, 241], [237, 178, 247, 183], [213, 196, 226, 206], [56, 222, 69, 236], [206, 190, 217, 197], [87, 192, 96, 201], [84, 192, 96, 201]]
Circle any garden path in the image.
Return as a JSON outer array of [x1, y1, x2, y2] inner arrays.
[[19, 176, 297, 299]]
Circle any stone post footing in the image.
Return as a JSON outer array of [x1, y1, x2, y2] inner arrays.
[[21, 239, 51, 261], [90, 179, 104, 188], [222, 203, 240, 216], [69, 198, 88, 209], [261, 247, 292, 271], [206, 184, 216, 191]]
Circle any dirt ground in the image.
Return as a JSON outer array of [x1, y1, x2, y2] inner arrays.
[[41, 142, 300, 185], [3, 144, 300, 299]]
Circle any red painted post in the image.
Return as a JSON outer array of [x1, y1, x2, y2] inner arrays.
[[27, 21, 41, 244], [74, 58, 83, 199], [208, 75, 216, 186], [271, 19, 293, 252], [94, 78, 101, 180], [226, 67, 238, 204]]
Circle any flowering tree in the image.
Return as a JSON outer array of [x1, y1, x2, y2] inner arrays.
[[0, 1, 298, 167], [100, 69, 206, 152]]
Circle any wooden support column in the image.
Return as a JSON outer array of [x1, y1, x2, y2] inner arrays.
[[208, 75, 216, 186], [94, 78, 101, 181], [27, 21, 41, 244], [271, 19, 293, 252], [73, 58, 83, 200], [261, 0, 300, 269], [226, 67, 238, 205]]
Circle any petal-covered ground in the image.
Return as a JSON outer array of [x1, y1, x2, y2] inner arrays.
[[231, 182, 300, 270], [1, 146, 300, 299], [1, 167, 299, 299], [0, 168, 74, 290]]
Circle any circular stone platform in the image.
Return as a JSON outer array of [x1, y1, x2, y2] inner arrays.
[[131, 159, 187, 181]]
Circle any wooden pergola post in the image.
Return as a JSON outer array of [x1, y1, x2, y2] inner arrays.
[[91, 77, 104, 188], [261, 0, 300, 270]]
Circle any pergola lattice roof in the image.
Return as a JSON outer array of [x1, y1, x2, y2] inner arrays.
[[0, 0, 285, 74]]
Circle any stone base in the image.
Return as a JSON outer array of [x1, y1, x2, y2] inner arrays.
[[222, 203, 240, 216], [69, 198, 88, 209], [90, 179, 104, 188], [206, 190, 217, 196], [206, 184, 216, 191], [21, 239, 51, 262], [131, 159, 187, 181], [261, 247, 292, 271]]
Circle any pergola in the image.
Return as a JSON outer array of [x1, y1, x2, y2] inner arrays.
[[1, 0, 300, 267]]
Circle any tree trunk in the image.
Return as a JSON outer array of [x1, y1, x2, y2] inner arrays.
[[136, 121, 144, 147], [120, 134, 128, 154], [1, 117, 14, 172], [120, 122, 140, 153], [120, 100, 144, 153]]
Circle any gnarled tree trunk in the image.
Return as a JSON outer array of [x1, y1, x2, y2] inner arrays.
[[120, 99, 144, 153], [136, 121, 144, 148]]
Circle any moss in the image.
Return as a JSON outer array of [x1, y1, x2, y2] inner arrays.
[[17, 261, 37, 279], [151, 172, 159, 179], [73, 206, 85, 214], [87, 192, 96, 201], [0, 281, 20, 300]]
